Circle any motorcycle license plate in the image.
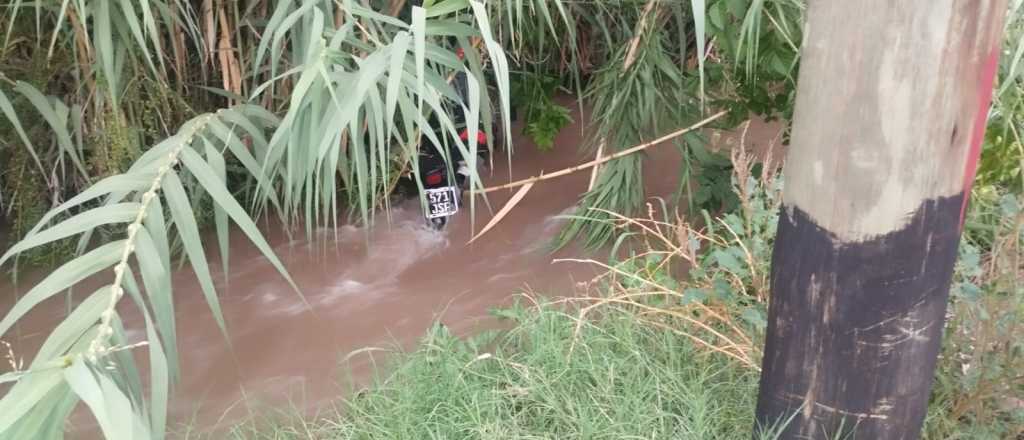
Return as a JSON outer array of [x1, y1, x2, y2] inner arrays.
[[425, 186, 459, 219]]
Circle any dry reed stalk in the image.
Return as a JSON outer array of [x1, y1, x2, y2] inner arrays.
[[555, 258, 753, 346], [170, 14, 188, 93], [216, 0, 242, 104], [561, 290, 759, 370], [551, 179, 783, 370], [587, 139, 605, 191], [66, 5, 95, 101], [469, 182, 533, 243], [622, 0, 659, 72], [588, 207, 699, 265], [335, 4, 345, 28], [731, 122, 754, 228], [476, 111, 727, 194], [202, 0, 216, 65], [638, 316, 759, 370], [194, 0, 213, 86]]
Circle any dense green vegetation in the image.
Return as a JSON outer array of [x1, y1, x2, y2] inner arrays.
[[0, 0, 1022, 438], [216, 306, 771, 439], [197, 162, 1022, 439]]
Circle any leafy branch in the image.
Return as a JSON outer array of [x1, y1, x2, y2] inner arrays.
[[0, 106, 295, 439]]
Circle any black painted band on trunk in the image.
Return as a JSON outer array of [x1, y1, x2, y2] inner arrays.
[[755, 193, 965, 439]]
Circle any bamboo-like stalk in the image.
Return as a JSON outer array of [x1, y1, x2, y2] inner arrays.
[[66, 5, 95, 102], [622, 0, 659, 72], [202, 0, 216, 67], [216, 0, 241, 104], [170, 12, 188, 93], [587, 139, 605, 191], [476, 110, 727, 194]]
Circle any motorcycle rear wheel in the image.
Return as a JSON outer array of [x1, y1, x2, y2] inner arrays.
[[428, 216, 447, 230]]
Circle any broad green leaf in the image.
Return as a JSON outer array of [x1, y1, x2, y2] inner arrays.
[[178, 148, 299, 294], [425, 0, 470, 17], [269, 0, 317, 88], [469, 0, 512, 148], [0, 241, 124, 338], [0, 368, 64, 435], [134, 226, 178, 370], [347, 1, 410, 28], [0, 203, 138, 266], [741, 308, 767, 329], [424, 20, 478, 37], [143, 196, 171, 272], [202, 138, 231, 277], [65, 360, 117, 439], [12, 82, 90, 180], [95, 0, 118, 100], [682, 288, 708, 305], [386, 32, 411, 136], [144, 311, 169, 440], [249, 66, 304, 101], [413, 6, 427, 110], [253, 0, 295, 85], [117, 0, 158, 75], [0, 371, 24, 385], [2, 382, 75, 440], [129, 134, 180, 170], [207, 117, 271, 182], [23, 171, 156, 241], [216, 110, 269, 151], [32, 287, 111, 366], [691, 0, 707, 104], [713, 248, 746, 275], [108, 316, 145, 411], [0, 88, 45, 175], [162, 172, 227, 338]]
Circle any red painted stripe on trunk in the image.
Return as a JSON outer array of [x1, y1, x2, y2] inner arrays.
[[960, 48, 1001, 226]]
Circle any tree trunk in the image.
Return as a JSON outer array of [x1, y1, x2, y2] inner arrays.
[[754, 2, 1007, 439]]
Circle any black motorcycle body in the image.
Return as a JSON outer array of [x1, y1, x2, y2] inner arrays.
[[403, 68, 502, 230]]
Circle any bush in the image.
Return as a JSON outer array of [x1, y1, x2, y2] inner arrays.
[[924, 188, 1024, 439], [510, 72, 573, 151]]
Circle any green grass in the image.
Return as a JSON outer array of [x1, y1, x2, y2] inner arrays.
[[204, 178, 1022, 440], [206, 299, 791, 439]]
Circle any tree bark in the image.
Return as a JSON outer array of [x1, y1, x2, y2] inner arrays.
[[755, 2, 1007, 439]]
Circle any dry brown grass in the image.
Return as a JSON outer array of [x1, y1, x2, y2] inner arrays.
[[553, 141, 783, 371]]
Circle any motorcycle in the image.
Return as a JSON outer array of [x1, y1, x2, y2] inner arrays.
[[386, 3, 509, 229], [407, 52, 503, 230], [415, 124, 490, 230]]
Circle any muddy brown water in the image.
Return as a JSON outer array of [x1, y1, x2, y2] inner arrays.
[[0, 101, 782, 438]]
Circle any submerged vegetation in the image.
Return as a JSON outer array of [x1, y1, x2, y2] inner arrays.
[[0, 0, 1022, 438]]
